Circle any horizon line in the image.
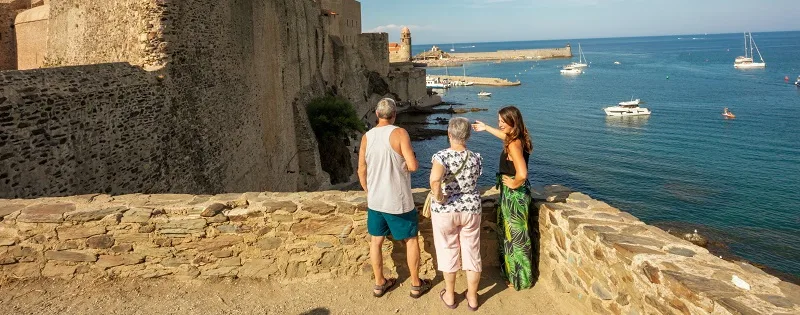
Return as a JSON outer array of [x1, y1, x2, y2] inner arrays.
[[411, 29, 800, 47]]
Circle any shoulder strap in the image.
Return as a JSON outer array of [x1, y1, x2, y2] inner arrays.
[[443, 151, 471, 185]]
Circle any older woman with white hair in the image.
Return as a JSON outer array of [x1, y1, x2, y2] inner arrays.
[[429, 117, 483, 311]]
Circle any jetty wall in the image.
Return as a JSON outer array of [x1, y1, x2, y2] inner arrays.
[[0, 186, 798, 314], [450, 45, 572, 61]]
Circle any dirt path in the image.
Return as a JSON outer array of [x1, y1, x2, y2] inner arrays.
[[0, 269, 586, 315]]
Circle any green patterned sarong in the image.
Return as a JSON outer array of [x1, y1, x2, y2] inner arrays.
[[496, 174, 533, 291]]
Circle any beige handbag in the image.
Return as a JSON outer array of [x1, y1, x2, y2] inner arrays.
[[422, 151, 471, 218]]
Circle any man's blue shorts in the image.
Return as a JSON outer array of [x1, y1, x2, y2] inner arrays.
[[367, 208, 419, 240]]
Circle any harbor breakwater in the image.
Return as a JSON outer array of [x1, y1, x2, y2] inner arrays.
[[449, 45, 573, 61], [0, 186, 798, 314], [428, 75, 521, 86]]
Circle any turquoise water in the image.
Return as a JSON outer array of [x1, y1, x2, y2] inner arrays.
[[409, 32, 800, 278]]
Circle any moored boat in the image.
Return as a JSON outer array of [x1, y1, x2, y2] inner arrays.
[[734, 32, 766, 69], [604, 102, 651, 117], [560, 66, 583, 75], [477, 91, 492, 97]]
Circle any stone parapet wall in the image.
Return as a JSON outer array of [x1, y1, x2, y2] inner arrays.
[[535, 185, 800, 315], [1, 186, 797, 314], [0, 190, 444, 282]]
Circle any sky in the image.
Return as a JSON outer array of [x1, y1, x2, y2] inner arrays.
[[360, 0, 800, 45]]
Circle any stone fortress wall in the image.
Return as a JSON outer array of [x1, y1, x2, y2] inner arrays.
[[0, 0, 425, 199], [0, 186, 797, 314]]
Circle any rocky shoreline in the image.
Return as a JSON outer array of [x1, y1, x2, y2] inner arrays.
[[396, 102, 487, 141]]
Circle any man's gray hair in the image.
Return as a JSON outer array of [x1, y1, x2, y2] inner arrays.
[[376, 98, 397, 119], [448, 117, 471, 143]]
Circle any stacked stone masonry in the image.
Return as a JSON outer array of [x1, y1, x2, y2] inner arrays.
[[1, 186, 797, 315], [535, 185, 800, 315]]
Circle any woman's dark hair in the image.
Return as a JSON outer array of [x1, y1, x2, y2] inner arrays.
[[499, 106, 532, 153]]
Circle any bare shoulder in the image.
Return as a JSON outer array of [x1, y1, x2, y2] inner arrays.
[[390, 127, 410, 141]]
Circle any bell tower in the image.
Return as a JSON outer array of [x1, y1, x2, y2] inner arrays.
[[400, 26, 411, 62]]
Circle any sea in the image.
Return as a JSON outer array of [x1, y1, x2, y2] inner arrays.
[[406, 31, 800, 279]]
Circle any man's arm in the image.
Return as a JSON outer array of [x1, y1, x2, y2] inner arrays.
[[357, 134, 368, 191], [398, 128, 418, 172]]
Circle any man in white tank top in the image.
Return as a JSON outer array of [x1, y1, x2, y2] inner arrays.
[[357, 98, 432, 298]]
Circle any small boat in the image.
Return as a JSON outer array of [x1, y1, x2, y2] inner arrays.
[[567, 43, 589, 68], [722, 108, 736, 119], [426, 78, 450, 89], [560, 66, 583, 75], [477, 91, 492, 97], [604, 103, 651, 117], [614, 61, 621, 65], [618, 97, 641, 106], [795, 76, 800, 87], [734, 32, 766, 69]]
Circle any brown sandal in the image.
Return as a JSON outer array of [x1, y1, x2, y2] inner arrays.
[[373, 278, 396, 298], [409, 279, 432, 299]]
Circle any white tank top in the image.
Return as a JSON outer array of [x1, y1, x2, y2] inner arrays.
[[365, 125, 415, 214]]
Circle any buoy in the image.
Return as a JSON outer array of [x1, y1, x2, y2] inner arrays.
[[786, 76, 790, 82], [666, 75, 670, 80]]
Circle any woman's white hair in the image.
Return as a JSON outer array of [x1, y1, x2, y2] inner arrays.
[[376, 98, 396, 119], [448, 117, 471, 143]]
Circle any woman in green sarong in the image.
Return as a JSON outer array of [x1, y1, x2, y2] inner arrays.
[[472, 106, 534, 290]]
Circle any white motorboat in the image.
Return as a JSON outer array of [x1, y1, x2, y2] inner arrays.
[[614, 61, 621, 65], [604, 103, 651, 117], [477, 91, 492, 97], [567, 43, 589, 68], [426, 77, 450, 89], [560, 66, 583, 75], [734, 32, 765, 69], [618, 98, 641, 106], [795, 76, 800, 87]]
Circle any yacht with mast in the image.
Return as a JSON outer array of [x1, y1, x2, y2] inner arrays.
[[568, 43, 589, 68], [734, 32, 765, 69]]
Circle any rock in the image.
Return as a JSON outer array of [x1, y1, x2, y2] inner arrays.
[[318, 251, 342, 269], [86, 235, 115, 249], [64, 206, 127, 222], [0, 226, 19, 246], [216, 225, 239, 234], [286, 261, 308, 278], [642, 262, 661, 284], [56, 225, 107, 240], [756, 294, 796, 309], [238, 259, 279, 279], [218, 257, 241, 266], [225, 208, 263, 221], [205, 214, 228, 223], [599, 233, 666, 248], [191, 235, 243, 252], [12, 262, 41, 278], [291, 216, 353, 236], [717, 298, 761, 315], [257, 237, 282, 250], [0, 255, 17, 265], [201, 203, 227, 217], [666, 247, 696, 257], [263, 201, 298, 213], [612, 244, 665, 264], [301, 201, 336, 215], [112, 244, 133, 253], [45, 250, 98, 262], [18, 203, 76, 223], [681, 229, 708, 247], [138, 224, 156, 233], [212, 249, 233, 258], [0, 203, 28, 218], [121, 208, 152, 223], [202, 266, 238, 277], [158, 218, 206, 234], [42, 263, 77, 279]]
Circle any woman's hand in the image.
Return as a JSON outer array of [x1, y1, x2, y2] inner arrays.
[[471, 120, 487, 132], [502, 175, 521, 189]]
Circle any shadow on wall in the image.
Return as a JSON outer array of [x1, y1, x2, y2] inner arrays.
[[300, 308, 330, 315]]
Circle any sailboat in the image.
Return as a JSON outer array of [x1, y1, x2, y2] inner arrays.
[[450, 44, 455, 52], [734, 32, 765, 69], [568, 43, 589, 68], [461, 64, 473, 86]]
